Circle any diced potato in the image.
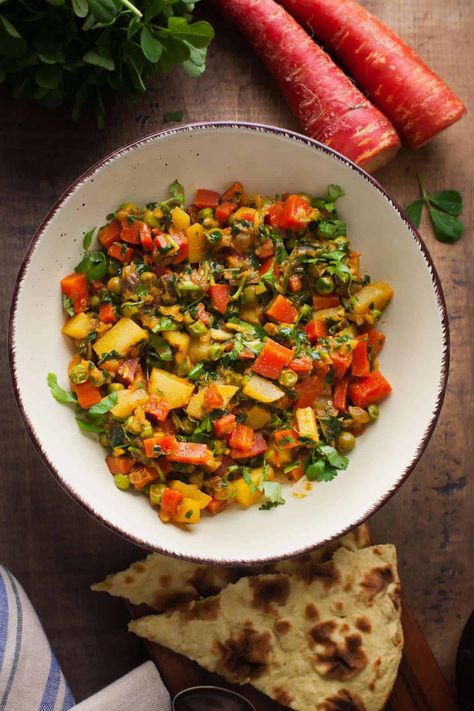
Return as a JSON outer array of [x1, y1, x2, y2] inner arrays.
[[243, 375, 284, 403], [229, 466, 274, 507], [93, 317, 147, 358], [339, 324, 358, 339], [245, 405, 271, 429], [163, 331, 190, 365], [173, 497, 201, 524], [276, 447, 293, 465], [110, 389, 149, 419], [313, 307, 345, 323], [186, 223, 207, 263], [187, 384, 239, 420], [169, 481, 212, 509], [239, 305, 262, 326], [149, 368, 194, 409], [171, 206, 191, 232], [296, 407, 319, 443], [352, 281, 394, 316], [62, 312, 98, 340], [188, 335, 212, 362], [232, 206, 261, 228]]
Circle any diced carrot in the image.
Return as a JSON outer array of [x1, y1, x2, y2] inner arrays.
[[215, 201, 237, 226], [312, 295, 341, 310], [60, 272, 89, 313], [167, 442, 211, 465], [333, 378, 349, 411], [213, 414, 237, 437], [143, 434, 176, 458], [289, 274, 302, 292], [265, 294, 298, 324], [209, 284, 231, 314], [305, 319, 328, 342], [107, 242, 134, 264], [231, 432, 267, 459], [256, 238, 275, 259], [274, 428, 300, 448], [98, 302, 117, 324], [295, 372, 327, 408], [145, 396, 170, 423], [367, 328, 386, 357], [171, 232, 189, 265], [194, 188, 220, 209], [120, 221, 142, 244], [160, 488, 183, 518], [279, 194, 313, 230], [349, 370, 392, 408], [220, 181, 245, 204], [351, 339, 370, 377], [139, 222, 153, 251], [207, 498, 227, 515], [99, 219, 121, 249], [288, 355, 313, 374], [105, 456, 134, 475], [129, 466, 160, 490], [331, 351, 353, 379], [204, 383, 224, 411], [228, 424, 255, 451], [72, 381, 102, 409], [252, 339, 294, 379], [265, 201, 285, 227]]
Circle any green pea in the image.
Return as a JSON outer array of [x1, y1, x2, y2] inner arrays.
[[114, 474, 130, 491], [99, 433, 110, 448], [371, 309, 382, 322], [367, 404, 379, 421], [144, 210, 161, 228], [149, 483, 166, 506], [108, 382, 125, 393], [278, 369, 298, 388], [140, 272, 158, 288], [141, 422, 153, 438], [242, 285, 258, 304], [315, 276, 335, 295], [208, 343, 224, 361], [89, 295, 101, 310], [70, 364, 88, 384], [198, 208, 217, 228], [107, 276, 122, 294], [298, 303, 312, 322], [337, 431, 356, 452]]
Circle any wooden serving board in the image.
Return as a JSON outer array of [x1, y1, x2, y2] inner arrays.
[[129, 594, 457, 710]]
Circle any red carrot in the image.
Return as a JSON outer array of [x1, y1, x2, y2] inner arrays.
[[213, 0, 400, 171], [279, 0, 466, 147]]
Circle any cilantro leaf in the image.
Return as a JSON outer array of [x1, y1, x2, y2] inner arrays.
[[75, 249, 107, 282], [326, 184, 345, 203], [47, 373, 77, 405], [62, 294, 75, 317], [76, 418, 105, 433], [319, 445, 349, 470], [82, 228, 95, 251], [88, 392, 118, 416], [259, 480, 285, 506]]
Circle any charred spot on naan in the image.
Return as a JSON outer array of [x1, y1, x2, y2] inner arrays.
[[274, 619, 292, 636], [318, 688, 367, 711], [249, 575, 291, 613], [181, 597, 221, 621], [272, 686, 294, 706], [355, 617, 372, 633], [309, 623, 368, 680], [305, 603, 319, 620], [187, 567, 240, 597], [214, 627, 273, 682], [360, 565, 394, 602]]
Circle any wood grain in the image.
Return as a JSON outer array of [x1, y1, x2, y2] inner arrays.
[[0, 0, 472, 703]]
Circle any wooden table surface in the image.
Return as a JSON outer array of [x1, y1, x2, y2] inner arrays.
[[0, 0, 472, 703]]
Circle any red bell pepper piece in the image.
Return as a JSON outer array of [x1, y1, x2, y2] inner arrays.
[[333, 378, 349, 411], [120, 221, 142, 244], [274, 428, 300, 448], [220, 181, 245, 204], [349, 371, 392, 408], [215, 202, 237, 226], [367, 329, 386, 357], [61, 272, 89, 313], [172, 233, 189, 264], [259, 256, 276, 276], [252, 339, 294, 379], [139, 222, 153, 251], [351, 339, 370, 377], [167, 442, 212, 465], [312, 295, 341, 310], [256, 238, 275, 259], [209, 284, 231, 314], [288, 355, 313, 374], [295, 370, 328, 408], [207, 498, 227, 515], [228, 424, 255, 451], [143, 434, 176, 458], [265, 201, 285, 227], [145, 395, 171, 423], [99, 219, 121, 249], [279, 195, 313, 231], [98, 302, 117, 324], [108, 243, 134, 264], [105, 455, 134, 475], [288, 275, 302, 292], [305, 319, 328, 342], [331, 351, 353, 379], [204, 383, 224, 412], [230, 432, 267, 459], [72, 381, 102, 409], [265, 294, 298, 324], [194, 188, 220, 209], [160, 488, 183, 518], [213, 414, 236, 437]]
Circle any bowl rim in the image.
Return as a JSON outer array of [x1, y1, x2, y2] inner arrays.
[[8, 121, 450, 564]]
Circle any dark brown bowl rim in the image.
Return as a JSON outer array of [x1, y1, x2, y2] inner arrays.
[[8, 121, 450, 566]]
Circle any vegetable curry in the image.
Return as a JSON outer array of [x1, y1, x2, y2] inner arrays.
[[50, 180, 393, 525]]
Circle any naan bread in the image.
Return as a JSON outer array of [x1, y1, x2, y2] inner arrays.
[[91, 524, 370, 611], [129, 545, 402, 711]]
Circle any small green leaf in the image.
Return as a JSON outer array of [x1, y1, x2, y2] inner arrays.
[[405, 199, 424, 228], [319, 445, 349, 470], [76, 418, 105, 433], [326, 184, 345, 203], [140, 26, 163, 63], [35, 63, 62, 89], [47, 373, 77, 405], [168, 18, 214, 48], [72, 0, 89, 17], [428, 206, 464, 244], [88, 391, 118, 416], [163, 110, 184, 123], [75, 249, 107, 281], [259, 480, 285, 505], [144, 0, 166, 22], [429, 190, 463, 216], [0, 14, 21, 38], [88, 0, 120, 24], [83, 228, 95, 250], [305, 459, 325, 481], [84, 50, 115, 71]]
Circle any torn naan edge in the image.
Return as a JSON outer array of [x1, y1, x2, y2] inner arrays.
[[91, 524, 371, 611], [129, 544, 402, 711]]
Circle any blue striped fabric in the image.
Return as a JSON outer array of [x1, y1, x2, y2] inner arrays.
[[0, 567, 75, 711]]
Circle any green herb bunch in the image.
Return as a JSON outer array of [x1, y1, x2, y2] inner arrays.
[[0, 0, 214, 125]]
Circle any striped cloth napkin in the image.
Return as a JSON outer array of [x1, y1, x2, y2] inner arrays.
[[0, 566, 171, 711]]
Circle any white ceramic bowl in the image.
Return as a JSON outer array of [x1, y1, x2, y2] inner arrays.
[[9, 123, 448, 565]]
